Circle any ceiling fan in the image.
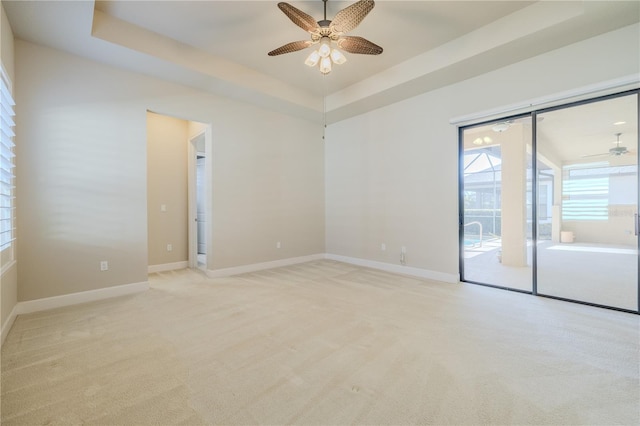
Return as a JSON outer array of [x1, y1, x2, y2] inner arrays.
[[268, 0, 383, 74], [582, 133, 633, 158], [492, 121, 513, 133]]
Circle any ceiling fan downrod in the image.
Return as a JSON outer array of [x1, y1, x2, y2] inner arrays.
[[319, 0, 330, 27]]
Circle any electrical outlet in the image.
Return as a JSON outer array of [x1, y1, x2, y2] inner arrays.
[[160, 204, 167, 212], [381, 243, 386, 251], [401, 246, 406, 254], [100, 261, 109, 271], [276, 241, 281, 249], [167, 244, 173, 252]]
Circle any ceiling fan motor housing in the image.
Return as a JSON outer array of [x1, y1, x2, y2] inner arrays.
[[610, 146, 628, 156]]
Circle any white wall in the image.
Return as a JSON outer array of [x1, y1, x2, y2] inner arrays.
[[1, 1, 14, 83], [16, 40, 325, 302], [325, 24, 640, 280], [147, 112, 189, 267], [12, 21, 640, 302]]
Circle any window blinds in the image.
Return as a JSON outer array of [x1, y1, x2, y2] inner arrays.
[[561, 164, 637, 222], [0, 69, 15, 251]]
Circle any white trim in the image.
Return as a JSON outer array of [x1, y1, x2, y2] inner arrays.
[[206, 253, 459, 283], [0, 258, 16, 276], [325, 254, 460, 284], [1, 304, 18, 347], [449, 74, 640, 127], [187, 125, 213, 270], [15, 281, 149, 315], [206, 254, 325, 278], [148, 261, 189, 273], [204, 125, 214, 270], [187, 133, 198, 269], [2, 255, 456, 346]]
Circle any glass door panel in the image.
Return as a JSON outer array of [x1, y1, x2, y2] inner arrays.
[[536, 94, 638, 310], [461, 118, 533, 291]]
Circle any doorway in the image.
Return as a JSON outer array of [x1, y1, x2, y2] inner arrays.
[[147, 112, 212, 273], [460, 90, 639, 312]]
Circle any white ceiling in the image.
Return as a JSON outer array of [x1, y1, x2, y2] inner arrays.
[[3, 1, 640, 123], [93, 0, 531, 95]]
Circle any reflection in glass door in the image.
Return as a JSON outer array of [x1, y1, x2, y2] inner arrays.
[[536, 93, 638, 310], [461, 117, 533, 292]]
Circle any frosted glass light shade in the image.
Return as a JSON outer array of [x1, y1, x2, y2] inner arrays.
[[303, 39, 348, 74], [305, 50, 320, 67], [320, 57, 332, 74], [318, 42, 331, 58], [330, 49, 347, 65]]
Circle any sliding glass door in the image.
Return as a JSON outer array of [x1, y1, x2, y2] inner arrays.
[[460, 90, 639, 312], [460, 117, 533, 292], [536, 93, 638, 310]]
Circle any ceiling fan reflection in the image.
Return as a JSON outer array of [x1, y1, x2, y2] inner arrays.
[[581, 133, 633, 158]]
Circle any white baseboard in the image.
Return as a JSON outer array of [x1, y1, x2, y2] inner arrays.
[[148, 261, 188, 273], [325, 254, 460, 283], [15, 281, 149, 315], [1, 304, 18, 347], [2, 255, 456, 346], [206, 253, 459, 283], [206, 254, 325, 278]]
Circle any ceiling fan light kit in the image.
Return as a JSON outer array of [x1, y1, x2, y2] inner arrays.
[[305, 39, 347, 74], [609, 132, 629, 156], [268, 0, 382, 75]]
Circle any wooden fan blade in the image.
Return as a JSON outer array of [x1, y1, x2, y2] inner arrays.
[[337, 36, 382, 55], [268, 40, 313, 56], [331, 0, 375, 34], [278, 2, 319, 34]]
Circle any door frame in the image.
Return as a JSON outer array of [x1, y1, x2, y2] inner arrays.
[[188, 125, 213, 269], [458, 112, 533, 294]]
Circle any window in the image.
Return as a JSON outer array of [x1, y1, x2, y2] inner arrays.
[[0, 67, 15, 253], [562, 162, 637, 221]]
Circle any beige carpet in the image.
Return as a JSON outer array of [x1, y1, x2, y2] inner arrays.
[[2, 260, 639, 425]]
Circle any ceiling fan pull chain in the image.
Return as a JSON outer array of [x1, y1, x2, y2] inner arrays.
[[322, 73, 327, 141]]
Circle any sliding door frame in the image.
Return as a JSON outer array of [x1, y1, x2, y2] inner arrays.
[[459, 88, 640, 314], [458, 112, 534, 295]]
